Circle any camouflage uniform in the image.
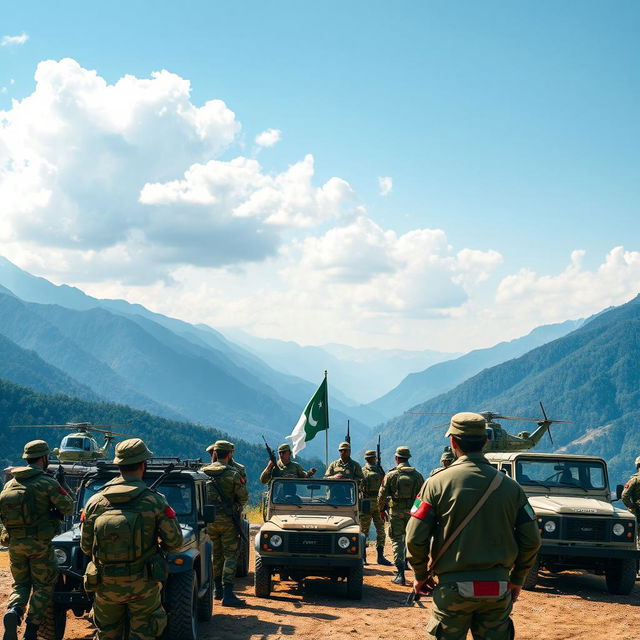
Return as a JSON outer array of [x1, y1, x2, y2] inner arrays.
[[0, 440, 74, 636], [621, 459, 640, 545], [81, 439, 183, 640], [377, 447, 424, 582], [324, 443, 364, 483], [260, 459, 307, 483], [207, 441, 247, 483], [406, 412, 541, 640], [360, 452, 392, 566], [429, 449, 455, 478]]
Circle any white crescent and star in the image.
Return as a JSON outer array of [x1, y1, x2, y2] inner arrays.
[[308, 403, 319, 426]]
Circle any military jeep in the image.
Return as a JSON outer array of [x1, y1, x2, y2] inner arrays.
[[255, 477, 366, 599], [41, 459, 216, 640], [486, 452, 639, 595]]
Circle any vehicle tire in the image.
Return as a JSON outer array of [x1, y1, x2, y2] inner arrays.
[[235, 519, 250, 578], [164, 571, 198, 640], [522, 559, 539, 591], [346, 564, 363, 600], [197, 559, 214, 622], [38, 606, 66, 640], [254, 555, 272, 597], [605, 558, 636, 595]]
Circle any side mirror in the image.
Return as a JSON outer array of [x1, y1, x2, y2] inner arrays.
[[615, 484, 624, 501], [202, 505, 216, 523], [360, 499, 371, 513]]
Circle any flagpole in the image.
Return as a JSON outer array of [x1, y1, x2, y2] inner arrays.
[[324, 370, 329, 469]]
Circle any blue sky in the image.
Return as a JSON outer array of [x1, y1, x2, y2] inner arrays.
[[1, 2, 639, 350]]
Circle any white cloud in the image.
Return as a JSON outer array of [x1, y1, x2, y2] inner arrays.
[[1, 33, 28, 47], [378, 176, 393, 196], [254, 128, 281, 147]]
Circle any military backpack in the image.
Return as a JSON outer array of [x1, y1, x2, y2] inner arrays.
[[0, 480, 38, 530], [395, 467, 420, 500]]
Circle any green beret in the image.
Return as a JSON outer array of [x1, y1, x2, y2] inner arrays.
[[113, 438, 153, 465], [446, 412, 486, 437], [278, 443, 292, 453], [22, 440, 50, 459], [364, 450, 376, 458], [395, 446, 411, 459], [338, 442, 351, 451]]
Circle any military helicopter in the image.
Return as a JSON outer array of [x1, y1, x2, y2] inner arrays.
[[10, 422, 129, 462], [409, 402, 570, 453]]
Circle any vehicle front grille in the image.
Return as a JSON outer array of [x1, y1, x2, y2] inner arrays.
[[564, 518, 608, 542], [287, 533, 332, 554]]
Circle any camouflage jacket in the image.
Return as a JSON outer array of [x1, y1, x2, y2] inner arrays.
[[260, 459, 307, 484], [377, 462, 424, 514], [0, 465, 74, 542], [230, 459, 247, 483], [405, 452, 541, 585], [202, 462, 248, 518], [361, 463, 385, 498], [324, 458, 364, 483], [621, 472, 640, 514], [80, 476, 183, 561]]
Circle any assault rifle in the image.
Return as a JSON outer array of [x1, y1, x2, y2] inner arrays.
[[148, 463, 175, 491], [208, 475, 247, 543], [377, 434, 384, 474], [345, 420, 351, 445], [52, 464, 75, 499], [262, 435, 277, 466]]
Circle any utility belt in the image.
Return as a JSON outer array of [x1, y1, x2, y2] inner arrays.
[[5, 525, 40, 539], [87, 548, 165, 588]]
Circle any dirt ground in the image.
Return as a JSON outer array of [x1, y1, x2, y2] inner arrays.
[[1, 541, 639, 640]]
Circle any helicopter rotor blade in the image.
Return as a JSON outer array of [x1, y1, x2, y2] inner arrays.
[[431, 422, 451, 429], [87, 427, 130, 436], [9, 425, 76, 429], [407, 412, 452, 416]]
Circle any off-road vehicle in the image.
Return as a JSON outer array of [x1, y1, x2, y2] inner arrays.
[[486, 452, 639, 595], [40, 458, 216, 640], [254, 477, 366, 599]]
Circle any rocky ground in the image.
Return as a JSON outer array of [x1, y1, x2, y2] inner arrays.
[[1, 542, 639, 640]]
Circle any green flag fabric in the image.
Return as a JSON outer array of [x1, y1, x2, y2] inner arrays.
[[287, 377, 329, 456]]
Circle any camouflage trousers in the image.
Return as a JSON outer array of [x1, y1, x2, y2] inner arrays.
[[7, 537, 58, 625], [360, 509, 386, 547], [207, 516, 238, 584], [388, 511, 411, 565], [426, 583, 514, 640], [93, 577, 166, 640]]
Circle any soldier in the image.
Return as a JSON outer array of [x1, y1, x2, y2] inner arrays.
[[621, 456, 640, 535], [260, 443, 317, 483], [429, 448, 455, 477], [0, 441, 74, 640], [359, 450, 392, 566], [324, 442, 364, 482], [202, 441, 248, 606], [80, 438, 183, 640], [406, 412, 541, 639], [377, 446, 424, 585], [206, 441, 247, 483]]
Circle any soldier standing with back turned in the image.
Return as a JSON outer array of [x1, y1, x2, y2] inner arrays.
[[80, 438, 183, 640], [359, 450, 392, 566], [0, 441, 74, 640], [377, 446, 424, 585], [406, 412, 541, 639], [202, 441, 248, 606]]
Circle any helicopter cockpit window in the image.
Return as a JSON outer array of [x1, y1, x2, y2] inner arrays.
[[84, 439, 92, 451], [485, 428, 494, 441], [63, 437, 85, 449]]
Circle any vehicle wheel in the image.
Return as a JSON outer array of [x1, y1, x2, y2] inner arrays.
[[197, 559, 214, 622], [164, 571, 198, 640], [605, 558, 636, 595], [254, 555, 272, 597], [522, 559, 539, 591], [235, 519, 250, 578], [346, 564, 363, 600], [38, 606, 66, 640]]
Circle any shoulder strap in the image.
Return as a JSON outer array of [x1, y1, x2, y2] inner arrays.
[[429, 470, 504, 574]]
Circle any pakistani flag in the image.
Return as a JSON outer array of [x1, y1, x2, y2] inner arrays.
[[287, 376, 329, 456]]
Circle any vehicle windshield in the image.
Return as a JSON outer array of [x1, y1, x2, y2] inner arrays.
[[515, 458, 606, 490], [271, 480, 356, 506], [81, 478, 193, 515]]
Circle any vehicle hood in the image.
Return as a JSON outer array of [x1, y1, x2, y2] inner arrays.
[[529, 496, 622, 516], [269, 514, 356, 530]]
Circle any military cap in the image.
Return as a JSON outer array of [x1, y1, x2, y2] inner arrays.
[[22, 440, 50, 459], [364, 450, 376, 458], [446, 412, 487, 437], [338, 442, 351, 451], [113, 438, 153, 465], [278, 443, 292, 453], [212, 440, 233, 452], [395, 446, 411, 459], [205, 443, 215, 454], [635, 456, 640, 466]]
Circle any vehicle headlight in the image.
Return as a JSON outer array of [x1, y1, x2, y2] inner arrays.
[[54, 548, 68, 565], [337, 536, 350, 549], [270, 534, 283, 548], [544, 520, 556, 533], [612, 523, 625, 537]]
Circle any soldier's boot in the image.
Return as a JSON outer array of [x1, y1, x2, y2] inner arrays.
[[2, 606, 23, 640], [214, 578, 223, 601], [391, 564, 406, 585], [376, 546, 392, 566], [22, 623, 38, 640], [221, 583, 245, 607]]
